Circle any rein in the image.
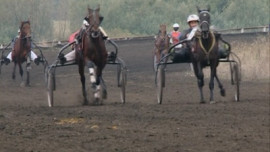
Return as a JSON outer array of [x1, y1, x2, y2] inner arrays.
[[198, 31, 215, 55], [199, 21, 210, 28], [158, 32, 167, 40], [19, 36, 31, 40], [86, 10, 101, 39]]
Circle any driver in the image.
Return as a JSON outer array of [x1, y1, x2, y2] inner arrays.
[[171, 14, 199, 62], [169, 23, 181, 45], [178, 14, 229, 60], [179, 14, 199, 41]]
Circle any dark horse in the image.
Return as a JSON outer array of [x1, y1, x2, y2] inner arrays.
[[190, 6, 225, 104], [12, 20, 32, 86], [154, 24, 169, 70], [76, 6, 108, 105]]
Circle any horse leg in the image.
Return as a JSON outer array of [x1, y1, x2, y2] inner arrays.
[[87, 61, 100, 104], [18, 63, 25, 87], [96, 67, 107, 100], [25, 63, 31, 87], [79, 62, 88, 105], [87, 61, 96, 87], [26, 69, 30, 86], [26, 55, 31, 86], [215, 72, 226, 97], [12, 62, 17, 80], [209, 64, 215, 103], [193, 62, 205, 103]]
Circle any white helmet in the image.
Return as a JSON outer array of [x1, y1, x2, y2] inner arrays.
[[17, 29, 20, 33], [173, 23, 179, 28], [187, 14, 199, 23]]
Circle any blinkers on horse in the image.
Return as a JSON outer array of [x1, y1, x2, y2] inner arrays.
[[197, 6, 211, 39], [85, 7, 102, 39]]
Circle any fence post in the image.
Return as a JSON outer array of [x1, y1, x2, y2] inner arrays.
[[241, 28, 244, 33]]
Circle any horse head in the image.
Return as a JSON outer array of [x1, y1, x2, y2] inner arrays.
[[20, 20, 31, 38], [86, 5, 101, 39], [197, 6, 211, 39], [159, 24, 167, 39], [155, 24, 168, 49]]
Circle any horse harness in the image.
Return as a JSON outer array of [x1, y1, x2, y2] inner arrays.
[[76, 16, 102, 60], [155, 32, 168, 51], [194, 30, 216, 63]]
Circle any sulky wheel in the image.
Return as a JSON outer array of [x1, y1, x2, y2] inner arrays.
[[117, 64, 127, 104], [232, 64, 240, 101], [153, 53, 158, 72], [120, 67, 127, 104], [47, 72, 55, 107], [156, 65, 165, 104]]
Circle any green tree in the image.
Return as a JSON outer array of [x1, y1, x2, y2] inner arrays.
[[0, 0, 268, 43]]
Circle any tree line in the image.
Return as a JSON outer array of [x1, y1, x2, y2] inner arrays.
[[0, 0, 268, 43]]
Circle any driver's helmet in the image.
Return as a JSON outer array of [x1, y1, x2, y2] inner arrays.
[[173, 23, 179, 28], [187, 14, 199, 23]]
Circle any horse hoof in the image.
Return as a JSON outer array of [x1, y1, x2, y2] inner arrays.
[[210, 101, 216, 104], [27, 66, 32, 71], [25, 84, 31, 87], [200, 100, 206, 104], [220, 89, 226, 97], [102, 90, 107, 99], [94, 92, 100, 99], [20, 82, 25, 87], [83, 101, 89, 106], [93, 98, 100, 105]]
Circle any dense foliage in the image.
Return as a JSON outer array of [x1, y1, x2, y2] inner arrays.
[[0, 0, 268, 43]]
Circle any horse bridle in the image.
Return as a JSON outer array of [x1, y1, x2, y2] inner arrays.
[[199, 11, 210, 39], [155, 31, 168, 51], [85, 10, 101, 39], [19, 22, 31, 40], [19, 35, 31, 40], [196, 11, 216, 62]]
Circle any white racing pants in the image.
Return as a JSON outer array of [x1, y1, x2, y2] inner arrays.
[[7, 51, 38, 61], [64, 50, 76, 62]]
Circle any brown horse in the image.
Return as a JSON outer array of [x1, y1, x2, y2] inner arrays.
[[154, 24, 169, 70], [190, 6, 225, 104], [12, 20, 32, 86], [76, 6, 108, 105]]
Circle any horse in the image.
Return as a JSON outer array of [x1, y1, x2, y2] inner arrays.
[[154, 24, 169, 70], [76, 5, 108, 105], [12, 20, 32, 86], [189, 6, 225, 104]]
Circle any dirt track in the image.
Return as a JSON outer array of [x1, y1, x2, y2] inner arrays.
[[0, 38, 269, 152]]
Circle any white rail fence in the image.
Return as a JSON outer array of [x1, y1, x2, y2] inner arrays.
[[218, 25, 269, 34]]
